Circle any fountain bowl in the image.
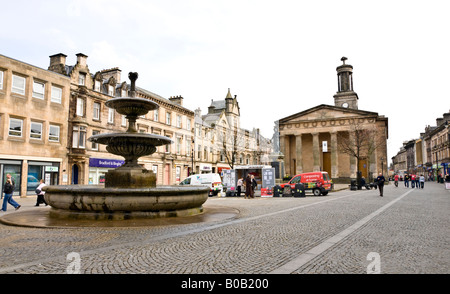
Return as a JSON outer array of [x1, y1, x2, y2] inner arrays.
[[44, 184, 210, 220]]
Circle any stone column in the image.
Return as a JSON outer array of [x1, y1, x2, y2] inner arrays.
[[348, 131, 357, 178], [295, 134, 303, 174], [312, 133, 320, 172], [281, 135, 290, 177], [331, 132, 338, 178], [20, 160, 28, 197]]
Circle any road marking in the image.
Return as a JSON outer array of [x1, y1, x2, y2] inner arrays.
[[270, 188, 415, 274]]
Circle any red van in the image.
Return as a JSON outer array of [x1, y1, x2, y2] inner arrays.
[[281, 171, 333, 196]]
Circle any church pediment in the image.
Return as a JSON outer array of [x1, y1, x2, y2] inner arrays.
[[279, 104, 379, 124]]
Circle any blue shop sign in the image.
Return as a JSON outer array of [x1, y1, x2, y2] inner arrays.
[[89, 158, 124, 168]]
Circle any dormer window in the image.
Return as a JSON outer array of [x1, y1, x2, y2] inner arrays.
[[94, 80, 101, 92], [108, 85, 114, 96], [78, 73, 86, 86]]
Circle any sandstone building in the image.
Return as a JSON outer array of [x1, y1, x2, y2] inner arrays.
[[0, 54, 70, 196], [193, 88, 272, 175], [278, 57, 389, 183]]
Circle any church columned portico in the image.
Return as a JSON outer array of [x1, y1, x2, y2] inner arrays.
[[278, 58, 388, 183]]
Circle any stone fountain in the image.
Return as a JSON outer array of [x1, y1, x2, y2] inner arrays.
[[42, 72, 210, 220]]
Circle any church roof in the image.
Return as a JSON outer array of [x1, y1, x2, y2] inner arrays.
[[279, 104, 386, 123]]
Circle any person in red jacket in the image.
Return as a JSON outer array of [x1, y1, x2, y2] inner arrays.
[[394, 174, 399, 187], [410, 174, 416, 188]]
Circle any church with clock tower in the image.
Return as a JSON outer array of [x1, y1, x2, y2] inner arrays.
[[278, 57, 389, 183]]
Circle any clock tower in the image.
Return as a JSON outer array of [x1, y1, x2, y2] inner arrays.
[[333, 57, 359, 109]]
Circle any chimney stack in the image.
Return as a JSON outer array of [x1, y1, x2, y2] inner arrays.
[[76, 53, 88, 67], [169, 95, 184, 106], [48, 53, 67, 75]]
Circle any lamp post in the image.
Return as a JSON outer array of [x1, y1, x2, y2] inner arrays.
[[191, 139, 195, 175]]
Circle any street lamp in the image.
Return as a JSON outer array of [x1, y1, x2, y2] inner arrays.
[[191, 139, 195, 175]]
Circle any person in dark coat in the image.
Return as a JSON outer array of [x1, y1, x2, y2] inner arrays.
[[376, 173, 386, 197], [2, 179, 21, 211], [251, 175, 257, 198], [245, 174, 252, 199]]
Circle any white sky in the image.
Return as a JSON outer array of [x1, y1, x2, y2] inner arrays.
[[2, 0, 449, 163]]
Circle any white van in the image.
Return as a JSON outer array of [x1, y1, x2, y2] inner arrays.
[[179, 173, 223, 196]]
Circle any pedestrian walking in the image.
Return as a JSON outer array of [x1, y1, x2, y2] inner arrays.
[[251, 175, 257, 198], [237, 178, 243, 197], [404, 174, 409, 187], [410, 174, 416, 188], [245, 174, 252, 199], [376, 173, 385, 197], [35, 179, 48, 206], [2, 174, 15, 200], [394, 174, 399, 187], [2, 179, 21, 211], [419, 174, 425, 189]]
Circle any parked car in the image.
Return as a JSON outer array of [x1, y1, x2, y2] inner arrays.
[[179, 173, 223, 196], [280, 171, 333, 196]]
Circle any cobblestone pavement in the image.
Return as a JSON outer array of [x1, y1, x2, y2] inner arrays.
[[0, 182, 448, 274]]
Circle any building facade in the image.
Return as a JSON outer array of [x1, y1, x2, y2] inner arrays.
[[0, 54, 71, 196], [193, 89, 272, 175], [278, 58, 389, 182], [422, 112, 450, 179], [391, 146, 407, 177]]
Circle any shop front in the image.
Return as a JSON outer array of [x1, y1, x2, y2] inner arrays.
[[27, 161, 60, 194], [199, 163, 212, 174], [1, 158, 61, 196], [88, 158, 124, 185], [0, 159, 22, 196]]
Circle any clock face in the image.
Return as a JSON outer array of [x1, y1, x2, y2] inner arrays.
[[342, 102, 349, 108]]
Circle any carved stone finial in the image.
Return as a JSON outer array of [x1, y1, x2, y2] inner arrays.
[[341, 57, 348, 65], [128, 72, 138, 97]]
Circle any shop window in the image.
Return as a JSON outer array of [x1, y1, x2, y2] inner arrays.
[[27, 165, 43, 192], [2, 164, 21, 196]]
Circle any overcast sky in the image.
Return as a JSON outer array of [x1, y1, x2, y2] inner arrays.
[[2, 0, 449, 163]]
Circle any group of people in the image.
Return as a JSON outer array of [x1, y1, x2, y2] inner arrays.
[[236, 174, 257, 199], [2, 174, 48, 212], [394, 173, 426, 189]]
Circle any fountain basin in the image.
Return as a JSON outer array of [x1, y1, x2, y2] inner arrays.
[[43, 185, 210, 220], [106, 97, 159, 116]]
